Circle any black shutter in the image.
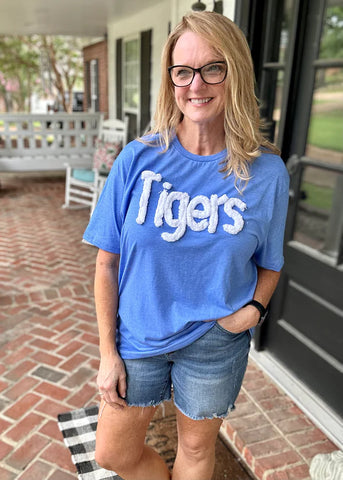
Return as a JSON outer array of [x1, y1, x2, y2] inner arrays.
[[140, 29, 152, 134], [116, 38, 123, 119], [85, 61, 91, 110], [94, 59, 100, 112]]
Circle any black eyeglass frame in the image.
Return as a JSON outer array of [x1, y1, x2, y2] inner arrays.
[[168, 61, 227, 87]]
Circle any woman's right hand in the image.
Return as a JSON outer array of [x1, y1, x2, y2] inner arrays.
[[97, 352, 127, 409]]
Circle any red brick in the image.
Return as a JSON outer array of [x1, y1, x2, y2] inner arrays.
[[0, 466, 17, 480], [249, 386, 283, 402], [29, 292, 45, 302], [287, 428, 327, 447], [4, 376, 40, 400], [35, 398, 70, 418], [17, 460, 53, 479], [82, 344, 99, 357], [0, 295, 13, 306], [57, 340, 84, 357], [39, 419, 64, 442], [51, 308, 75, 322], [47, 469, 78, 480], [68, 382, 98, 408], [259, 396, 294, 412], [0, 379, 9, 392], [268, 406, 304, 423], [63, 367, 93, 389], [248, 437, 290, 458], [40, 442, 77, 473], [59, 353, 88, 371], [77, 321, 98, 334], [6, 412, 45, 442], [242, 446, 254, 469], [14, 293, 30, 304], [264, 464, 310, 480], [30, 338, 59, 351], [236, 424, 280, 445], [229, 413, 269, 432], [255, 451, 303, 478], [6, 433, 49, 470], [31, 327, 56, 338], [34, 381, 70, 401], [73, 311, 96, 323], [89, 358, 100, 370], [277, 417, 312, 435], [3, 393, 41, 420], [242, 378, 268, 391], [242, 368, 265, 382], [0, 417, 12, 435], [299, 440, 338, 460], [54, 329, 81, 345], [229, 400, 261, 418], [52, 319, 74, 333], [2, 335, 32, 352], [31, 351, 61, 366], [0, 440, 12, 461], [80, 332, 98, 345], [4, 346, 34, 365], [223, 421, 236, 442], [4, 359, 37, 381]]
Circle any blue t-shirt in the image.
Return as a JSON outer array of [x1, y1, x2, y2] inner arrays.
[[83, 136, 289, 359]]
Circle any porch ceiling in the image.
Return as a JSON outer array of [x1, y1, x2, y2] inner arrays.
[[0, 0, 160, 36]]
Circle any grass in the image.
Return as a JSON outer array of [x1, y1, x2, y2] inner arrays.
[[307, 110, 343, 151], [301, 181, 333, 211]]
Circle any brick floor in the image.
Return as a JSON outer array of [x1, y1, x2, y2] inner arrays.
[[0, 175, 339, 479]]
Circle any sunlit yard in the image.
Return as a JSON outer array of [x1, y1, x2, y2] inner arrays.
[[308, 110, 343, 151]]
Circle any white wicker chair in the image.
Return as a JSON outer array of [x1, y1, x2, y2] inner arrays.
[[63, 117, 128, 216]]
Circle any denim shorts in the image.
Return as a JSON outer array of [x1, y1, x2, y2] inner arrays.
[[123, 324, 251, 420]]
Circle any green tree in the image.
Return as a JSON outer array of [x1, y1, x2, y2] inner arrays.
[[41, 36, 86, 113], [0, 36, 40, 111], [320, 6, 343, 59], [0, 35, 91, 113]]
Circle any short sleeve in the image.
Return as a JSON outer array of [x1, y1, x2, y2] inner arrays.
[[83, 147, 131, 253], [253, 182, 290, 272]]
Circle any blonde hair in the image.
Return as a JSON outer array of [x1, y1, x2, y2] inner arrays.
[[144, 11, 279, 185]]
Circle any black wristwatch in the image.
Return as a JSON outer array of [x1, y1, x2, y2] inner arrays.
[[244, 300, 268, 325]]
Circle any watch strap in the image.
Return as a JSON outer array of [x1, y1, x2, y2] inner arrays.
[[244, 300, 267, 325]]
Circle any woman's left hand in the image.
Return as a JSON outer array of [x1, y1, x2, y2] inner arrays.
[[216, 304, 260, 333]]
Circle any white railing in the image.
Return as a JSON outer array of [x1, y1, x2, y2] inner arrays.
[[0, 113, 102, 171]]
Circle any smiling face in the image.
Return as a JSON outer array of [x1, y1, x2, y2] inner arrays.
[[171, 31, 226, 131]]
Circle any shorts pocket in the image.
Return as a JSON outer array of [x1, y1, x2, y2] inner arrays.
[[214, 321, 241, 336]]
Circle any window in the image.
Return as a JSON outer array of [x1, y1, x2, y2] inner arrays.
[[90, 59, 99, 112], [123, 37, 140, 112]]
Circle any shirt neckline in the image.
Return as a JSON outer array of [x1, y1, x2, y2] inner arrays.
[[172, 135, 227, 163]]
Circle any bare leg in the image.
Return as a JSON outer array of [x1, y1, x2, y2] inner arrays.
[[96, 401, 171, 480], [172, 408, 222, 480]]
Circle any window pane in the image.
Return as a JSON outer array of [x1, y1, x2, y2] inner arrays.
[[293, 166, 343, 260], [278, 0, 295, 63], [306, 68, 343, 164], [319, 3, 343, 60], [123, 37, 139, 112]]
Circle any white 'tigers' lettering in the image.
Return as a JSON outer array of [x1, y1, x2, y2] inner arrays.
[[136, 170, 247, 242]]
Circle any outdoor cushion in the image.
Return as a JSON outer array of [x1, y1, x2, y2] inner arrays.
[[93, 138, 122, 172], [72, 168, 95, 183]]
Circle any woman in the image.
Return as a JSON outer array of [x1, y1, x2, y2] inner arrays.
[[83, 11, 289, 480]]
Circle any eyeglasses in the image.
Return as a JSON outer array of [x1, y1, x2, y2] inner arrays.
[[168, 61, 227, 87]]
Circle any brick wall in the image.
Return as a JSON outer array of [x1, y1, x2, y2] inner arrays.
[[83, 40, 108, 118]]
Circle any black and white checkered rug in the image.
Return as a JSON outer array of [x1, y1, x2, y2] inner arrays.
[[57, 405, 123, 480]]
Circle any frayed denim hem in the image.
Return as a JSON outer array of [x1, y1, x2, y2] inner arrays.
[[173, 401, 236, 421], [126, 395, 172, 410]]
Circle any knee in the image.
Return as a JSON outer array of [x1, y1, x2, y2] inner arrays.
[[95, 441, 141, 472], [178, 436, 214, 462]]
